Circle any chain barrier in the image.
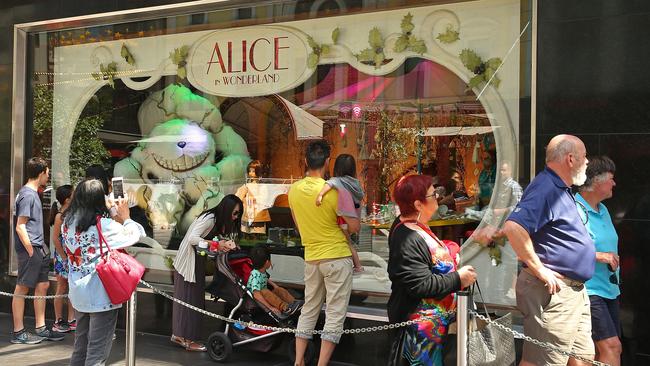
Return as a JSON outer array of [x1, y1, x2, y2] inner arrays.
[[138, 279, 454, 335], [0, 291, 68, 300], [0, 280, 612, 365], [468, 310, 609, 366]]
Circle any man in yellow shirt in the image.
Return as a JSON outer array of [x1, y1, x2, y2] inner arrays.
[[289, 140, 359, 366]]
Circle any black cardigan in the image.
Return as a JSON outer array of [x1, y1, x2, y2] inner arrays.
[[387, 218, 462, 323]]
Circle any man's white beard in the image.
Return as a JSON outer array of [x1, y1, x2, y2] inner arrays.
[[572, 164, 588, 186]]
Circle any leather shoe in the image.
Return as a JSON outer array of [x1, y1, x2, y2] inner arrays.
[[170, 335, 186, 348], [185, 340, 207, 352]]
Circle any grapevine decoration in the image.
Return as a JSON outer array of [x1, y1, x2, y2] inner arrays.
[[170, 45, 190, 83], [307, 28, 340, 69], [356, 27, 387, 69], [121, 43, 135, 66], [436, 24, 460, 44], [393, 13, 427, 54], [91, 62, 118, 88], [459, 49, 502, 89]]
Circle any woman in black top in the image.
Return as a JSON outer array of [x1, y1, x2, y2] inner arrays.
[[387, 174, 477, 365]]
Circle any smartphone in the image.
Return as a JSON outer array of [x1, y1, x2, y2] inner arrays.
[[112, 177, 124, 199]]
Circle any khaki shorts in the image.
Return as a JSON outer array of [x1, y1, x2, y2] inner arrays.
[[516, 269, 594, 365]]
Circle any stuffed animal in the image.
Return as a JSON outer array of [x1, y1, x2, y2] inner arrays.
[[114, 84, 250, 239]]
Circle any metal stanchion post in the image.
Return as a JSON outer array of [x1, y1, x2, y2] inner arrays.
[[125, 292, 137, 366], [456, 290, 469, 366]]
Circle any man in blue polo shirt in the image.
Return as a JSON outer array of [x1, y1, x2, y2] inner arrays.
[[503, 135, 596, 365]]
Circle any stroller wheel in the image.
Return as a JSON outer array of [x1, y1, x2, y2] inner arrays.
[[207, 332, 233, 362], [287, 338, 316, 365]]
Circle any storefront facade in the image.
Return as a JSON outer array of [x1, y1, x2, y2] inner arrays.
[[1, 0, 648, 364]]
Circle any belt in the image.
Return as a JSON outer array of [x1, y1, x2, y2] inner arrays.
[[522, 267, 584, 288]]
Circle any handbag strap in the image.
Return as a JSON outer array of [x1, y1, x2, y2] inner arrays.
[[470, 281, 491, 321], [96, 215, 112, 256]]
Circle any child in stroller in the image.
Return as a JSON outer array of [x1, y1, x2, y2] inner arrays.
[[248, 245, 303, 319], [204, 247, 310, 363]]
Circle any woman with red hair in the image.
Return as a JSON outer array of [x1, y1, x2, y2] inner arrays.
[[387, 174, 477, 366]]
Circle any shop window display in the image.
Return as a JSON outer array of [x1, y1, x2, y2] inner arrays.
[[17, 0, 527, 306]]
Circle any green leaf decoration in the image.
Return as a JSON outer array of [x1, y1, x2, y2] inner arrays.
[[170, 45, 190, 82], [93, 62, 118, 88], [355, 28, 386, 68], [408, 36, 427, 55], [393, 14, 427, 55], [368, 27, 384, 49], [394, 37, 409, 53], [305, 29, 339, 69], [307, 36, 319, 49], [486, 57, 502, 70], [321, 44, 331, 55], [120, 43, 135, 66], [356, 48, 376, 63], [468, 74, 484, 89], [484, 57, 502, 87], [307, 53, 320, 69], [436, 25, 460, 44], [461, 49, 503, 89], [374, 52, 385, 68], [400, 13, 415, 34], [170, 45, 190, 66], [459, 49, 482, 71], [331, 27, 340, 44]]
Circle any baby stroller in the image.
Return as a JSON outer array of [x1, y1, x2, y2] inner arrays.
[[205, 250, 315, 363]]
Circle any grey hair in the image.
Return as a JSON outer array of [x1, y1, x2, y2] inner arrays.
[[578, 156, 616, 191], [545, 139, 577, 163], [579, 173, 609, 192]]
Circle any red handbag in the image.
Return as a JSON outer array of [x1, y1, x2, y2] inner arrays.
[[95, 216, 145, 305]]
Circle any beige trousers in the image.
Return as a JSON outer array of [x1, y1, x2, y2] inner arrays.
[[296, 257, 353, 344]]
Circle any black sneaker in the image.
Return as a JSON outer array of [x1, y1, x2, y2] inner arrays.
[[52, 319, 71, 333], [11, 329, 44, 344], [286, 301, 302, 316], [35, 326, 65, 341]]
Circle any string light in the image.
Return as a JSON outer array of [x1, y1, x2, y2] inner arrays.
[[32, 68, 158, 87], [34, 69, 155, 76]]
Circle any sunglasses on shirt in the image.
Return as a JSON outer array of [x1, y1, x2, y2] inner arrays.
[[607, 264, 618, 285]]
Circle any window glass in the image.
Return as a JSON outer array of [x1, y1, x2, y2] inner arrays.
[[21, 0, 531, 306]]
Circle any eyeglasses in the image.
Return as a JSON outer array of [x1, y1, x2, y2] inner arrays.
[[425, 194, 436, 199]]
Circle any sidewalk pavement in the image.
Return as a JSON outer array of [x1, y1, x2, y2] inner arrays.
[[0, 312, 295, 365]]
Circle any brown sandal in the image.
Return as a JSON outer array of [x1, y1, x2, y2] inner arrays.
[[185, 340, 207, 352], [170, 335, 186, 348]]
